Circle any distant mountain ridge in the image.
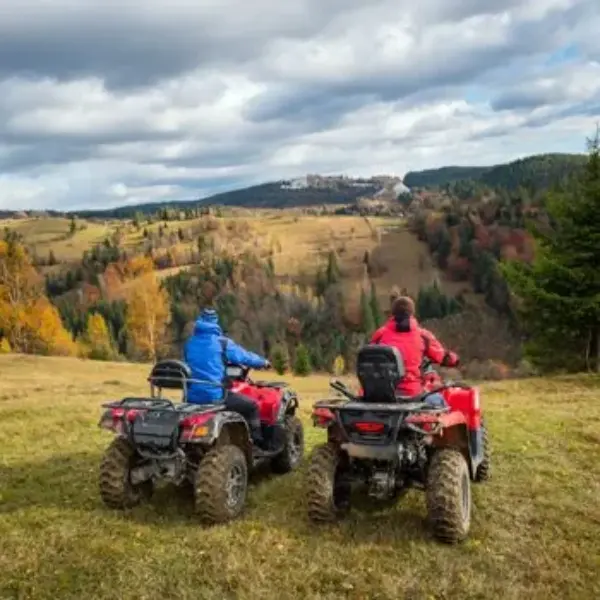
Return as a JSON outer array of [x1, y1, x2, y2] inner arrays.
[[0, 152, 587, 218], [403, 152, 587, 190]]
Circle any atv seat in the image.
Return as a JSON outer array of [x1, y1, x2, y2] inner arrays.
[[356, 344, 406, 404], [253, 381, 289, 389]]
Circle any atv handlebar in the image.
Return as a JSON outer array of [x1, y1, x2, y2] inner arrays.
[[330, 379, 360, 401], [419, 380, 470, 399]]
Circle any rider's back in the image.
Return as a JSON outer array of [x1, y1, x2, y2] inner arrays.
[[370, 315, 424, 396], [183, 308, 269, 404], [183, 309, 226, 404]]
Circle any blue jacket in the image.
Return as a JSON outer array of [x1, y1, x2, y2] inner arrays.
[[183, 309, 268, 404]]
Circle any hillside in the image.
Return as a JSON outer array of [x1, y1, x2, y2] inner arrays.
[[404, 153, 586, 191], [403, 166, 492, 188], [2, 211, 463, 309], [75, 178, 385, 219], [0, 354, 599, 599]]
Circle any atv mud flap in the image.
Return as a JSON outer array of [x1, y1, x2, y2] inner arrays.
[[469, 427, 484, 466], [341, 442, 397, 460]]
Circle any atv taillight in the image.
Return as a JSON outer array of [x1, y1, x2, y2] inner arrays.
[[180, 414, 213, 442], [312, 407, 335, 427], [405, 414, 441, 433], [125, 408, 146, 421], [354, 421, 385, 434], [99, 408, 125, 433]]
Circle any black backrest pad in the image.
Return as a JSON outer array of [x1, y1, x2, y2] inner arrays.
[[149, 359, 192, 390], [356, 344, 406, 403]]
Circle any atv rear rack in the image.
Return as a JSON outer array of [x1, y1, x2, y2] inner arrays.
[[314, 398, 448, 414], [102, 397, 224, 414]]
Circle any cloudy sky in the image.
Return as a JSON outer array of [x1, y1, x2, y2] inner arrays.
[[0, 0, 599, 211]]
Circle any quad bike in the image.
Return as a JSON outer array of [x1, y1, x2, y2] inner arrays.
[[305, 344, 490, 544], [98, 359, 304, 524]]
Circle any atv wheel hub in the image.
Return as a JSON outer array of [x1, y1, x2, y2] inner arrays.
[[289, 430, 302, 463], [225, 464, 245, 508], [461, 471, 470, 520]]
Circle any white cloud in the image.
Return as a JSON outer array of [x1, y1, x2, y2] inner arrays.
[[0, 0, 598, 210]]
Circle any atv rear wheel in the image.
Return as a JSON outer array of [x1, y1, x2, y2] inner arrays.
[[194, 444, 248, 524], [271, 415, 304, 474], [475, 417, 491, 482], [426, 449, 471, 544], [306, 443, 351, 523], [99, 437, 153, 509]]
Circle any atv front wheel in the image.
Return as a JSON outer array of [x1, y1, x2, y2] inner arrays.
[[99, 437, 153, 509], [306, 443, 351, 522], [426, 449, 471, 543], [271, 415, 304, 474], [194, 444, 248, 524], [475, 417, 491, 482]]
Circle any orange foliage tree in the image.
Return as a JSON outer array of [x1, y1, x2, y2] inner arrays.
[[27, 297, 78, 356], [125, 272, 170, 361], [0, 240, 76, 355]]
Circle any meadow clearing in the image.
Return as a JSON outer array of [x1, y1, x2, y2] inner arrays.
[[0, 354, 599, 600]]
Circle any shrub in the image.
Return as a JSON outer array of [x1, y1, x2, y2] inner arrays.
[[293, 344, 311, 376], [271, 344, 288, 375], [332, 354, 345, 376]]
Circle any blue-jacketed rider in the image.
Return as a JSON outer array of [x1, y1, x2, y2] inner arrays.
[[183, 308, 270, 448]]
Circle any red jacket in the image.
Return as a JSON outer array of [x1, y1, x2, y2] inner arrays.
[[370, 316, 459, 396]]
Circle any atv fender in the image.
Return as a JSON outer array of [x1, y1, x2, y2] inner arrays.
[[214, 412, 253, 463], [278, 389, 299, 419], [431, 413, 476, 479], [187, 410, 253, 463]]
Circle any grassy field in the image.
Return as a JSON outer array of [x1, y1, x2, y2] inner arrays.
[[0, 217, 116, 263], [1, 355, 599, 600]]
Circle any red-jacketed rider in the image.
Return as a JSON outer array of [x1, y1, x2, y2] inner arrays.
[[370, 296, 460, 406]]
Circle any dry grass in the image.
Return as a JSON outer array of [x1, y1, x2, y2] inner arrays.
[[1, 354, 599, 600], [0, 217, 117, 262]]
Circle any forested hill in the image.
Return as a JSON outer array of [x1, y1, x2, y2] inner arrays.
[[74, 180, 381, 219], [1, 153, 587, 220], [403, 153, 586, 191]]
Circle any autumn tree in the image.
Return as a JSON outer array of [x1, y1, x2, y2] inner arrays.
[[125, 272, 170, 361], [0, 239, 40, 351], [82, 312, 116, 360], [0, 239, 77, 357], [0, 240, 75, 356], [27, 297, 78, 356]]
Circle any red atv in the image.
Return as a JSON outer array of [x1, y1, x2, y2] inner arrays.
[[305, 345, 490, 543], [98, 359, 304, 524]]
